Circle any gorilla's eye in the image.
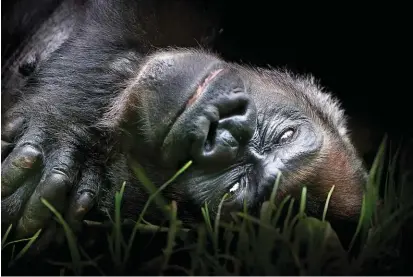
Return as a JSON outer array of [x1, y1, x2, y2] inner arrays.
[[277, 128, 295, 145]]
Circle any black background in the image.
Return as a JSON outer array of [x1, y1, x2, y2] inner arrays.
[[212, 2, 411, 141]]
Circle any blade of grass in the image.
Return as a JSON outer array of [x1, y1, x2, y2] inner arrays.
[[161, 201, 180, 273], [10, 244, 16, 261], [128, 159, 168, 211], [191, 224, 206, 274], [130, 159, 192, 217], [79, 246, 106, 276], [114, 182, 126, 272], [236, 213, 276, 231], [299, 186, 307, 216], [322, 185, 335, 222], [350, 136, 387, 251], [3, 236, 41, 249], [123, 160, 192, 266], [41, 198, 82, 276], [370, 135, 387, 188], [270, 171, 282, 204], [217, 254, 241, 275], [348, 195, 366, 252], [1, 224, 13, 249], [204, 252, 230, 275], [201, 202, 214, 238], [218, 222, 242, 232], [356, 206, 413, 267], [273, 195, 291, 226], [213, 193, 229, 255], [8, 229, 42, 267], [283, 198, 295, 233], [261, 172, 282, 224]]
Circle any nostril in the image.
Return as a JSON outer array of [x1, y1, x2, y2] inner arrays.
[[205, 121, 218, 152], [198, 127, 240, 166], [219, 100, 248, 120]]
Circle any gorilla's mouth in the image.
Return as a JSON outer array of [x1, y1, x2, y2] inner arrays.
[[186, 68, 224, 107]]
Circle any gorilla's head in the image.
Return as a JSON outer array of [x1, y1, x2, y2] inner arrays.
[[104, 49, 367, 226]]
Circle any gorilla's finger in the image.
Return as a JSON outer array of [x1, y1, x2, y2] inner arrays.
[[1, 144, 43, 197], [1, 115, 25, 142], [1, 177, 41, 224], [15, 149, 79, 238], [66, 192, 96, 233], [65, 166, 101, 233]]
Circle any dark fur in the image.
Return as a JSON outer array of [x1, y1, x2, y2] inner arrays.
[[1, 0, 367, 247]]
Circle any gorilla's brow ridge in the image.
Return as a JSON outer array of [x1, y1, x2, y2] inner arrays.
[[254, 67, 349, 140]]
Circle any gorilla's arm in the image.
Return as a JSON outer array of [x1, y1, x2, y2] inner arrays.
[[1, 0, 219, 242], [1, 10, 131, 238]]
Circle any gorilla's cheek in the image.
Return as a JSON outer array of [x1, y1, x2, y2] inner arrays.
[[314, 141, 366, 221]]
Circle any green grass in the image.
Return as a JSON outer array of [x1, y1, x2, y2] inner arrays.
[[2, 139, 413, 275]]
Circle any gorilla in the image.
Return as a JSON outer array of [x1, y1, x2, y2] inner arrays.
[[1, 0, 367, 249]]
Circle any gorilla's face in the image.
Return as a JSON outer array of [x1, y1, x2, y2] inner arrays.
[[105, 49, 367, 223]]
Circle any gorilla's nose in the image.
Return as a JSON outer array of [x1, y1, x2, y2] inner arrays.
[[188, 68, 257, 167], [157, 51, 257, 168]]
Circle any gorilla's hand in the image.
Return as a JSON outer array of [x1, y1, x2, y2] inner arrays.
[[1, 107, 102, 249]]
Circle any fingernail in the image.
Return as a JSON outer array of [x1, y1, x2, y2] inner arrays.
[[75, 192, 95, 219]]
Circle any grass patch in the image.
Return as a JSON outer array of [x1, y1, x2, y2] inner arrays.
[[2, 139, 413, 275]]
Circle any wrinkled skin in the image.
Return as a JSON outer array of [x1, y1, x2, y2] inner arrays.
[[1, 0, 367, 251]]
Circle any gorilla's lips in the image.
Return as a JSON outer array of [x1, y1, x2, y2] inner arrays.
[[186, 68, 224, 107]]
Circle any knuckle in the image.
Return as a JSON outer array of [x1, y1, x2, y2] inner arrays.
[[47, 170, 70, 190], [20, 144, 42, 157], [75, 192, 94, 210], [50, 167, 70, 180], [78, 188, 96, 197], [38, 169, 72, 200]]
